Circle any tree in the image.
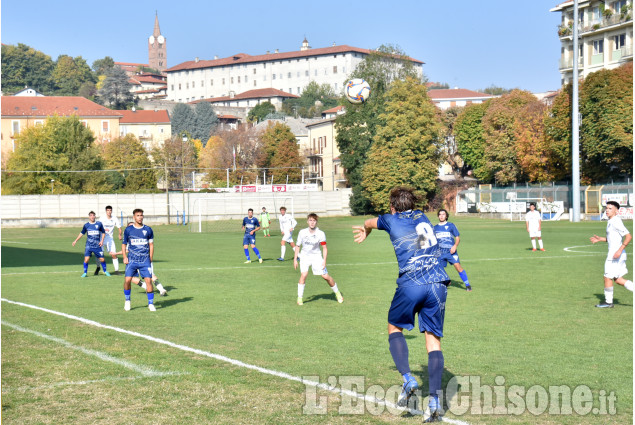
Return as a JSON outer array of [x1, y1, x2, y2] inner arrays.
[[480, 85, 514, 95], [102, 134, 157, 192], [171, 103, 197, 137], [92, 56, 115, 76], [192, 102, 219, 143], [257, 122, 303, 182], [52, 55, 96, 96], [544, 85, 573, 181], [247, 102, 276, 123], [361, 78, 442, 213], [281, 81, 338, 117], [97, 66, 134, 109], [579, 63, 633, 181], [482, 90, 537, 185], [455, 102, 491, 182], [1, 43, 56, 95], [438, 106, 467, 177], [336, 44, 421, 214], [79, 81, 97, 99], [269, 139, 303, 183], [151, 136, 198, 190], [3, 116, 109, 194]]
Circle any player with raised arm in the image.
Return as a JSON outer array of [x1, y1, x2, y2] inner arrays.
[[260, 207, 271, 237], [72, 211, 110, 277], [122, 209, 156, 312], [277, 206, 297, 261], [353, 187, 450, 422], [590, 201, 633, 308], [526, 203, 545, 251], [242, 208, 262, 264], [96, 205, 122, 275], [293, 213, 343, 305], [434, 209, 472, 291]]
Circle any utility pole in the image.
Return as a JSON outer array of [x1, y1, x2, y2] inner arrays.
[[572, 0, 581, 222]]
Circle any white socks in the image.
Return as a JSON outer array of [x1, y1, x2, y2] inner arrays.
[[624, 280, 634, 292], [281, 245, 286, 258], [112, 258, 119, 272], [297, 283, 305, 298], [538, 239, 544, 249], [331, 283, 339, 293], [605, 287, 614, 304], [155, 282, 165, 292], [531, 240, 537, 249]]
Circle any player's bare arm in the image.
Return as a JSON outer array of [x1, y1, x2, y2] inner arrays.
[[451, 236, 460, 254], [149, 242, 154, 263], [72, 233, 83, 246], [322, 244, 328, 268], [293, 246, 300, 269], [590, 234, 607, 244], [613, 233, 632, 259], [251, 225, 260, 235], [122, 243, 129, 264], [353, 217, 378, 243]]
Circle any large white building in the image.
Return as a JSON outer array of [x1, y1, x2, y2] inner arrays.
[[551, 0, 633, 84], [165, 39, 424, 103]]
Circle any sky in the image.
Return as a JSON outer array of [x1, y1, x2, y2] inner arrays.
[[1, 0, 563, 93]]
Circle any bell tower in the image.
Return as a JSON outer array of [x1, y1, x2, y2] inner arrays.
[[148, 12, 167, 72]]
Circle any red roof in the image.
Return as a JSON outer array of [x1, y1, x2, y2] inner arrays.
[[167, 45, 423, 72], [191, 88, 298, 104], [218, 114, 239, 120], [135, 87, 167, 94], [115, 109, 170, 124], [427, 88, 494, 100], [322, 105, 345, 114], [131, 75, 166, 84], [1, 96, 122, 118]]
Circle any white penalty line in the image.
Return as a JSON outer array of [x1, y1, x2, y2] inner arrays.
[[1, 320, 180, 378], [1, 298, 469, 424]]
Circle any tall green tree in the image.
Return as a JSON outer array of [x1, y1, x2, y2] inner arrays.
[[2, 116, 109, 194], [361, 78, 442, 213], [247, 101, 276, 123], [579, 62, 633, 181], [257, 122, 298, 168], [52, 55, 96, 96], [192, 102, 219, 143], [282, 81, 338, 117], [102, 134, 157, 192], [455, 102, 491, 181], [92, 56, 115, 76], [544, 84, 573, 181], [97, 66, 134, 109], [1, 43, 56, 94], [171, 103, 197, 137], [151, 136, 198, 190], [336, 44, 421, 214]]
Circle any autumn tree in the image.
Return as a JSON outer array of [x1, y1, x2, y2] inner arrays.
[[544, 84, 573, 181], [361, 78, 442, 213], [102, 134, 157, 192], [336, 44, 421, 214], [454, 102, 491, 181], [2, 115, 109, 194], [258, 122, 303, 183], [151, 136, 198, 190]]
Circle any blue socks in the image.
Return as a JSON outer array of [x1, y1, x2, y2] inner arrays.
[[244, 248, 250, 260], [388, 332, 410, 375], [83, 262, 88, 273], [124, 289, 131, 301], [458, 270, 469, 285], [101, 262, 107, 272], [147, 292, 154, 305], [253, 247, 261, 259], [428, 350, 444, 399]]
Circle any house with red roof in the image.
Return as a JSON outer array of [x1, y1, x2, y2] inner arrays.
[[427, 88, 496, 110], [1, 96, 122, 161], [129, 73, 168, 100], [190, 88, 298, 110], [116, 108, 171, 149]]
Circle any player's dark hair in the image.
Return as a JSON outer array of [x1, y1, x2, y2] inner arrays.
[[248, 208, 253, 212], [262, 207, 266, 210], [127, 222, 134, 226], [280, 206, 287, 211], [89, 211, 96, 215], [607, 200, 620, 209], [307, 213, 318, 221], [529, 202, 536, 207], [389, 186, 419, 213], [132, 208, 144, 215], [438, 209, 449, 220], [106, 205, 112, 210]]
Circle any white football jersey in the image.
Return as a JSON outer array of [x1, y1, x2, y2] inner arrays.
[[100, 216, 120, 237], [525, 210, 541, 231], [296, 227, 326, 257], [279, 214, 297, 233], [606, 216, 630, 259]]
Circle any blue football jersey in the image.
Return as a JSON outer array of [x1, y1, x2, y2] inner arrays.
[[377, 210, 449, 287], [433, 222, 460, 251], [242, 217, 260, 234], [81, 221, 105, 249], [123, 224, 154, 263]]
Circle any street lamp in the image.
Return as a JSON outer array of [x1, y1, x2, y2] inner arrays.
[[50, 179, 54, 194]]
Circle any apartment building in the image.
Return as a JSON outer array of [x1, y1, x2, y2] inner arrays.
[[551, 0, 633, 84], [305, 117, 347, 191], [117, 109, 171, 150], [427, 88, 495, 110], [165, 40, 424, 103]]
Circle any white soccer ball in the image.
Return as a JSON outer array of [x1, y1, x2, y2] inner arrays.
[[345, 79, 371, 104]]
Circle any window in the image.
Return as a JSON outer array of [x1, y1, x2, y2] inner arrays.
[[192, 81, 195, 88], [237, 76, 240, 83], [186, 82, 189, 89], [102, 121, 110, 133], [34, 120, 44, 126], [612, 0, 626, 14], [280, 73, 283, 79], [11, 120, 20, 136], [314, 69, 317, 76], [273, 74, 276, 80], [231, 77, 234, 84], [253, 68, 256, 74], [593, 39, 604, 54], [333, 66, 337, 73], [171, 84, 174, 91], [614, 33, 626, 49], [289, 88, 292, 94], [201, 80, 204, 86], [591, 6, 601, 22], [222, 78, 225, 85], [245, 75, 248, 82], [297, 71, 300, 77], [160, 128, 164, 133], [81, 120, 88, 127], [305, 70, 309, 76], [178, 83, 182, 90], [254, 80, 257, 87], [297, 87, 300, 94], [211, 79, 214, 86], [288, 72, 291, 78]]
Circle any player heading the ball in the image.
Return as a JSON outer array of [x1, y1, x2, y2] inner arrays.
[[353, 186, 450, 422], [293, 213, 343, 306]]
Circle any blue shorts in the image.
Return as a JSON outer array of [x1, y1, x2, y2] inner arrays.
[[243, 234, 256, 246], [84, 246, 104, 259], [125, 261, 152, 279], [439, 251, 460, 268], [388, 282, 448, 337]]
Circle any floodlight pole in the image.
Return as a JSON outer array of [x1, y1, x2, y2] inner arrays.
[[571, 0, 581, 222]]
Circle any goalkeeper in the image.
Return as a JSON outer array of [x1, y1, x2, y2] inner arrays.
[[260, 207, 271, 237]]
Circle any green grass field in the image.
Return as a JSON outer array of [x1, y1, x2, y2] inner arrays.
[[1, 216, 632, 424]]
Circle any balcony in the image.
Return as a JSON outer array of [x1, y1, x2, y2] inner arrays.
[[559, 56, 584, 70], [303, 148, 323, 157], [619, 45, 633, 61], [580, 13, 632, 34]]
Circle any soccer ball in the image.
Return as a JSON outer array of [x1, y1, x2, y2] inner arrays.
[[345, 79, 371, 104]]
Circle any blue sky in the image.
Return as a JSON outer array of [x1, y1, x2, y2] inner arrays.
[[1, 0, 563, 93]]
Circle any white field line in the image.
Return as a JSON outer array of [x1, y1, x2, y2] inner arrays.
[[1, 252, 606, 276], [1, 320, 180, 378], [1, 298, 471, 425], [1, 240, 31, 244], [3, 376, 142, 393]]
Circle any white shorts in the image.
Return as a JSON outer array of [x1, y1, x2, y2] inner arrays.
[[299, 255, 327, 276], [604, 256, 628, 279], [104, 235, 118, 254], [281, 231, 294, 244], [529, 230, 542, 238]]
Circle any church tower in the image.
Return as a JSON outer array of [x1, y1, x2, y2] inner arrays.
[[148, 12, 167, 72]]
